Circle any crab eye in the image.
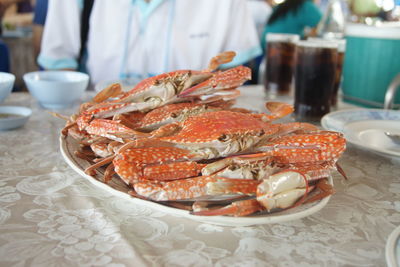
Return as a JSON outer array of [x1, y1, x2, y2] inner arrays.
[[229, 165, 239, 171], [258, 129, 265, 137], [218, 134, 229, 141], [170, 113, 178, 118]]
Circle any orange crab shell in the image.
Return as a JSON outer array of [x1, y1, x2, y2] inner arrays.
[[159, 110, 280, 145], [137, 102, 218, 131], [113, 146, 196, 184]]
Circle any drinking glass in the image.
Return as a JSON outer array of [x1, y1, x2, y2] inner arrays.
[[264, 33, 300, 97], [294, 40, 338, 122], [308, 37, 346, 107]]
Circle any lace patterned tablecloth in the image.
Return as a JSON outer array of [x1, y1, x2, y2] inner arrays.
[[0, 87, 399, 267]]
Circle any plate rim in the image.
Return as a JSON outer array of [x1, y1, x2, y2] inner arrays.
[[321, 108, 400, 157], [386, 225, 400, 267], [60, 135, 332, 227], [321, 108, 400, 128]]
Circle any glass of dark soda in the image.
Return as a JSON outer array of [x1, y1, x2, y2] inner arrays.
[[307, 38, 346, 107], [332, 40, 346, 107], [294, 41, 338, 122], [264, 33, 300, 96]]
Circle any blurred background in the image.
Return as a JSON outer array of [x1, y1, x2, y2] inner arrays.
[[1, 0, 399, 92]]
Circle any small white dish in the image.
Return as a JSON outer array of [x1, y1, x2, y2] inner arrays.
[[386, 225, 400, 267], [0, 72, 15, 103], [23, 71, 89, 110], [344, 120, 400, 157], [321, 109, 400, 157], [0, 106, 32, 131]]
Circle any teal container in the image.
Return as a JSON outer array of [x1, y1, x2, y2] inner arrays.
[[342, 23, 400, 108]]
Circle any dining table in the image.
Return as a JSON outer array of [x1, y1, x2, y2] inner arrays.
[[0, 85, 399, 267]]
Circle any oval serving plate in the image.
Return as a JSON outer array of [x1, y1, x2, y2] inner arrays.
[[60, 135, 332, 227]]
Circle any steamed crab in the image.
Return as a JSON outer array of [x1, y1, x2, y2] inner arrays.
[[59, 51, 348, 217], [66, 51, 251, 135]]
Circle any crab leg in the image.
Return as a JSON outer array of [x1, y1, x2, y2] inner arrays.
[[256, 131, 346, 163], [76, 101, 158, 130], [303, 178, 335, 204], [113, 112, 146, 130], [198, 89, 241, 104], [90, 142, 113, 158], [143, 162, 207, 181], [85, 119, 149, 142], [133, 176, 260, 201], [192, 198, 265, 217]]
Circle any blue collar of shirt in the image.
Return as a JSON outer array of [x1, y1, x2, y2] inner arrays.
[[135, 0, 165, 26]]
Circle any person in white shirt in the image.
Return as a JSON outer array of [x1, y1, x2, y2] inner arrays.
[[38, 0, 262, 86], [246, 0, 273, 42]]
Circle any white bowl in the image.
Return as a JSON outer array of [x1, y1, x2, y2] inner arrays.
[[0, 72, 15, 103], [23, 71, 89, 110], [0, 106, 32, 131]]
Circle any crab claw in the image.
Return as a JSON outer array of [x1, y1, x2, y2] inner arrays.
[[256, 170, 308, 211], [264, 102, 294, 121], [178, 66, 251, 98], [93, 83, 123, 103], [193, 171, 310, 216], [192, 166, 335, 216], [205, 51, 237, 72]]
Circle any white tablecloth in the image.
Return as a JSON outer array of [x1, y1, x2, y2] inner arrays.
[[0, 86, 399, 266]]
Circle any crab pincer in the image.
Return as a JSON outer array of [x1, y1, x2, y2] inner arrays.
[[191, 170, 333, 217]]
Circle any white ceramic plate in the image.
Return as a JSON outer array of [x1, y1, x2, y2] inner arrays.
[[321, 109, 400, 157], [386, 225, 400, 267], [60, 135, 332, 227], [0, 106, 32, 131]]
